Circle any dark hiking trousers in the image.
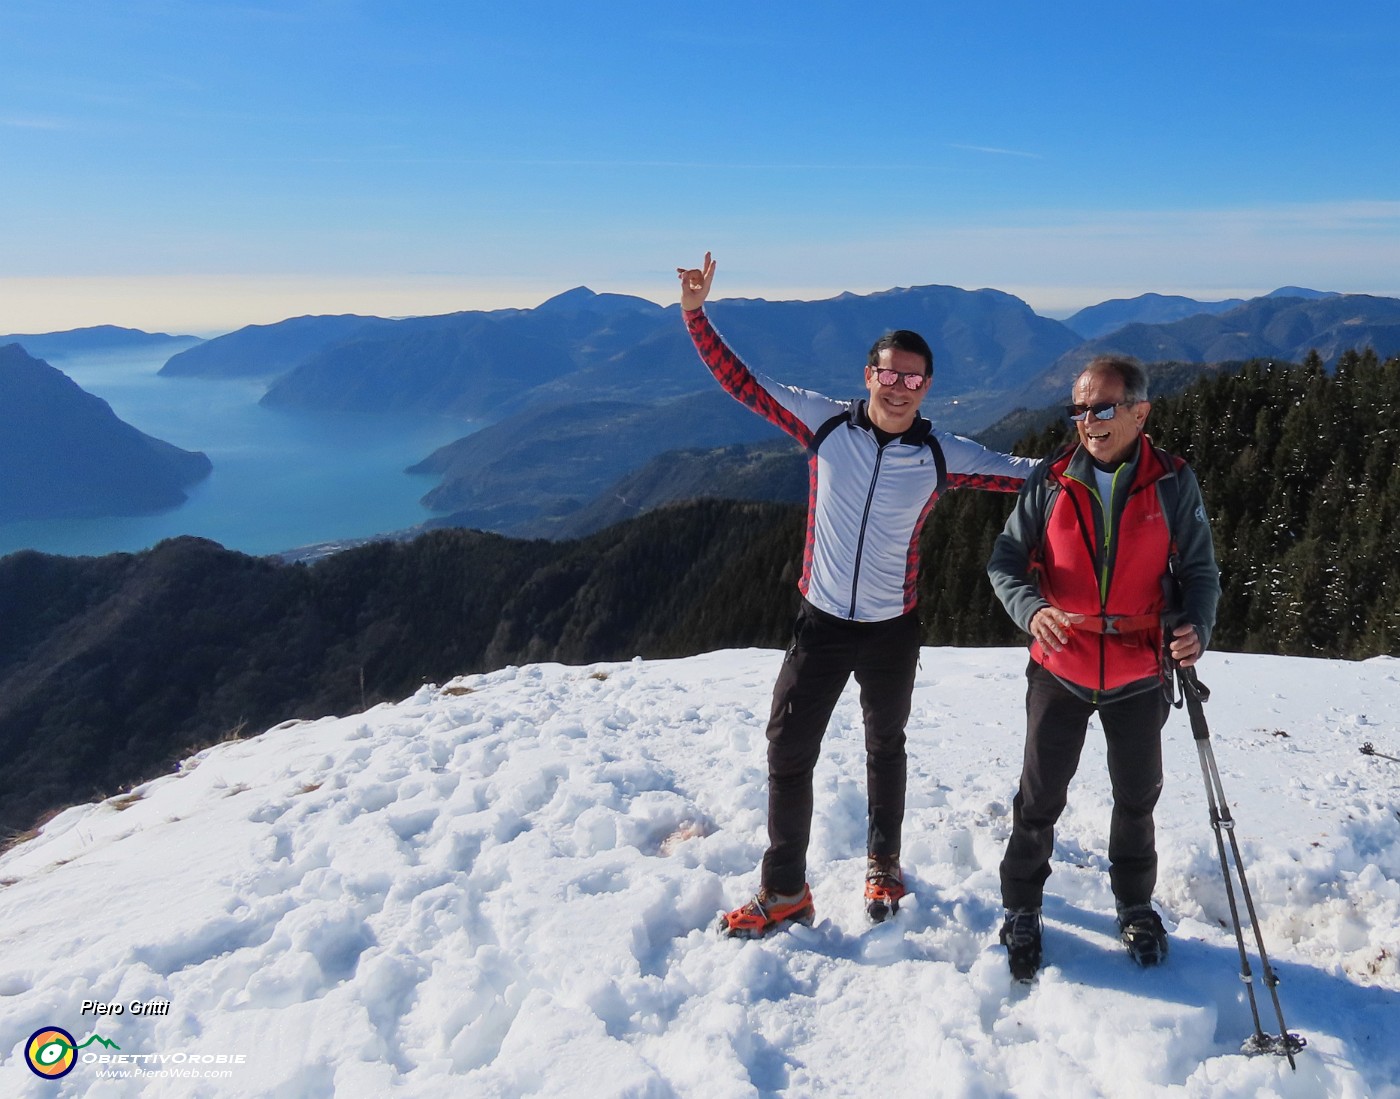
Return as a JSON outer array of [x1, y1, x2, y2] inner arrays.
[[1000, 660, 1170, 911], [760, 599, 921, 895]]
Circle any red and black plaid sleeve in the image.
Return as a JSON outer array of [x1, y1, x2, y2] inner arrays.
[[685, 308, 814, 448], [945, 471, 1025, 493]]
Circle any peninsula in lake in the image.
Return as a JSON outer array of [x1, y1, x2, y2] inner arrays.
[[0, 343, 213, 523]]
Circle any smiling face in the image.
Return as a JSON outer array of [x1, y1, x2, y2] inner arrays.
[[865, 347, 930, 433], [1072, 367, 1150, 465]]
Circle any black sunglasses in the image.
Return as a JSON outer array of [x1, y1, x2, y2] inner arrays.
[[1065, 400, 1135, 422]]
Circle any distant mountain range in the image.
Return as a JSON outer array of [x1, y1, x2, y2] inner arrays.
[[1016, 292, 1400, 410], [0, 344, 212, 522], [160, 314, 397, 379], [1063, 293, 1248, 339], [140, 284, 1395, 442], [402, 287, 1400, 537], [164, 284, 1081, 427], [12, 281, 1400, 541], [0, 324, 202, 361], [1060, 287, 1335, 340]]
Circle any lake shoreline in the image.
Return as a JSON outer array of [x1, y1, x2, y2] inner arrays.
[[0, 346, 473, 559]]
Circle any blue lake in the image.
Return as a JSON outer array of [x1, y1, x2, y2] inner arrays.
[[0, 346, 474, 559]]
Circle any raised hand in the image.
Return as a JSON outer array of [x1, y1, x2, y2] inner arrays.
[[676, 251, 716, 311]]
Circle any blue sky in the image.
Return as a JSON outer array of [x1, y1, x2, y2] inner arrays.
[[3, 1, 1398, 334]]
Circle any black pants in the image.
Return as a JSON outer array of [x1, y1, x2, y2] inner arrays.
[[760, 599, 921, 894], [1000, 660, 1170, 911]]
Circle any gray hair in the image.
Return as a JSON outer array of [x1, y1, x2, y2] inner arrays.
[[1078, 355, 1149, 403]]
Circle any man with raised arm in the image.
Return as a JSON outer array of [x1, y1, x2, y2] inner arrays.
[[677, 253, 1039, 936]]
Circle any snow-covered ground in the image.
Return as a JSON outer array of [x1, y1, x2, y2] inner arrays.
[[1, 646, 1397, 1098]]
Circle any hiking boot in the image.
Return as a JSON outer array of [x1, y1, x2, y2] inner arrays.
[[999, 907, 1043, 983], [1117, 903, 1169, 967], [864, 854, 906, 922], [718, 884, 815, 939]]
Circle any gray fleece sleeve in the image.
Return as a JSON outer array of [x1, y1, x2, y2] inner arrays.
[[986, 463, 1055, 634], [1168, 463, 1221, 651]]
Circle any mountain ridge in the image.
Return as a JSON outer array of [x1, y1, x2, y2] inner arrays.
[[0, 344, 212, 522], [1015, 293, 1400, 409], [0, 325, 202, 360], [164, 285, 1082, 426]]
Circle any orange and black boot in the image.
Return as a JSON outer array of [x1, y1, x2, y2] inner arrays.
[[718, 884, 815, 938], [864, 854, 906, 922]]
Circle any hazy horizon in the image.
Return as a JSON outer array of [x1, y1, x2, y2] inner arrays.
[[0, 274, 1374, 341]]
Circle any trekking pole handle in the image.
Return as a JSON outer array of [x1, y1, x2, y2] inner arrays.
[[1174, 665, 1214, 741], [1179, 664, 1211, 704]]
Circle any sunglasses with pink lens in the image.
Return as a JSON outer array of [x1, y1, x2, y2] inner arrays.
[[871, 368, 926, 391]]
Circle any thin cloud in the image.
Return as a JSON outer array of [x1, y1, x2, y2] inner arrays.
[[949, 143, 1043, 160], [952, 200, 1400, 237], [287, 155, 964, 173], [0, 115, 70, 130]]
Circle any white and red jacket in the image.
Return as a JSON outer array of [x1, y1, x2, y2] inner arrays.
[[686, 307, 1038, 622]]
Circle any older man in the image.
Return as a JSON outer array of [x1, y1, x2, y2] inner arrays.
[[987, 354, 1220, 981], [678, 253, 1039, 936]]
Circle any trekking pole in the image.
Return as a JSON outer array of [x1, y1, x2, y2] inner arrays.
[[1176, 666, 1305, 1066], [1360, 742, 1400, 763]]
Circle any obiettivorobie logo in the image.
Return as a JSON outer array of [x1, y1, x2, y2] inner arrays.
[[24, 1026, 120, 1079], [22, 1021, 249, 1083]]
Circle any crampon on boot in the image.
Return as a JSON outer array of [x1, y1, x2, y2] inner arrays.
[[1117, 903, 1169, 967], [864, 855, 906, 923], [718, 884, 815, 939]]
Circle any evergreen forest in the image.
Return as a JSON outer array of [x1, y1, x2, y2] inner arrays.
[[918, 348, 1400, 658]]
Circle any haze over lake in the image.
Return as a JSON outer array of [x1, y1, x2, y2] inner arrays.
[[0, 345, 472, 559]]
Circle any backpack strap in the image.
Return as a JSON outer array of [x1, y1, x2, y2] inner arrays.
[[1148, 443, 1184, 551], [920, 429, 947, 496], [1028, 441, 1076, 579]]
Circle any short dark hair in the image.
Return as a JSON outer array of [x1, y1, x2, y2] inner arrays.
[[867, 330, 933, 377], [1079, 354, 1149, 403]]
